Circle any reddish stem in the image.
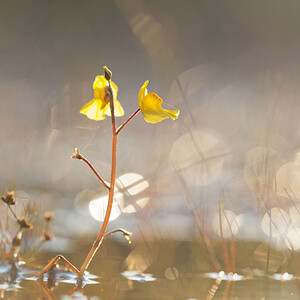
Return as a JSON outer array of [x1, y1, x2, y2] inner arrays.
[[80, 156, 110, 190], [77, 81, 118, 284], [116, 108, 140, 135]]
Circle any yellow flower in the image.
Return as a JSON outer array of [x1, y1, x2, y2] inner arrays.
[[138, 81, 179, 124], [80, 75, 124, 121]]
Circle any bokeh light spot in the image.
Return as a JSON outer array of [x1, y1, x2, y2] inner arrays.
[[116, 173, 149, 214], [261, 207, 289, 238], [275, 152, 300, 199], [89, 192, 123, 222], [117, 173, 149, 196], [169, 130, 231, 186], [212, 210, 238, 238], [289, 204, 300, 224], [285, 224, 300, 250], [244, 147, 278, 192]]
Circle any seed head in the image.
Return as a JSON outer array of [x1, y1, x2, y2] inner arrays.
[[17, 217, 33, 229], [1, 190, 16, 206], [44, 211, 54, 223], [12, 236, 22, 247], [42, 231, 54, 241]]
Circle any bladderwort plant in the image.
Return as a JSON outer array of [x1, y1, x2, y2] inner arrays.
[[38, 66, 180, 288]]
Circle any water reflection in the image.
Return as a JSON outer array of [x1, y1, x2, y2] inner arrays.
[[1, 240, 300, 299], [164, 266, 179, 280], [272, 272, 293, 281], [253, 243, 285, 273], [122, 270, 156, 282], [205, 271, 244, 281]]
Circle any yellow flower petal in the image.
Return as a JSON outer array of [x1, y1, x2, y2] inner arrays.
[[92, 76, 106, 100], [80, 73, 124, 121], [102, 100, 125, 117], [80, 98, 106, 120], [138, 80, 148, 109], [93, 75, 118, 99], [138, 81, 179, 124], [114, 100, 125, 116], [110, 81, 118, 99]]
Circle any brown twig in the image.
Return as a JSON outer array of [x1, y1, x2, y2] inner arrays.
[[39, 255, 79, 278]]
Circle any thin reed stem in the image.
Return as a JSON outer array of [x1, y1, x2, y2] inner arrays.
[[172, 164, 221, 272], [230, 236, 235, 274], [219, 200, 231, 274], [8, 205, 18, 221]]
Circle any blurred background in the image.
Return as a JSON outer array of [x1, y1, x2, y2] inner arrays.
[[2, 0, 300, 298]]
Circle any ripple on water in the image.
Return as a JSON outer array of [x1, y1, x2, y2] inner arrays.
[[122, 270, 156, 282]]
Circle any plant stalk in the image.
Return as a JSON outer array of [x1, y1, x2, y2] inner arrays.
[[116, 108, 140, 135], [77, 83, 117, 285], [80, 156, 110, 190]]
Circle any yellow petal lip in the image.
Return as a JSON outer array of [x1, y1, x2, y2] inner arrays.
[[80, 98, 124, 121], [138, 80, 149, 108], [93, 75, 107, 90], [138, 81, 180, 124], [80, 74, 124, 121], [80, 98, 106, 120]]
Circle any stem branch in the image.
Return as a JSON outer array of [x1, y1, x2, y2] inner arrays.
[[116, 108, 140, 135], [72, 150, 110, 190], [103, 228, 132, 243]]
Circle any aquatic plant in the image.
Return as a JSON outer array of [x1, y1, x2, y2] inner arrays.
[[38, 66, 179, 288]]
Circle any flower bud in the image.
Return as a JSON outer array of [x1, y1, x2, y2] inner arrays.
[[122, 230, 132, 244], [103, 66, 112, 81]]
